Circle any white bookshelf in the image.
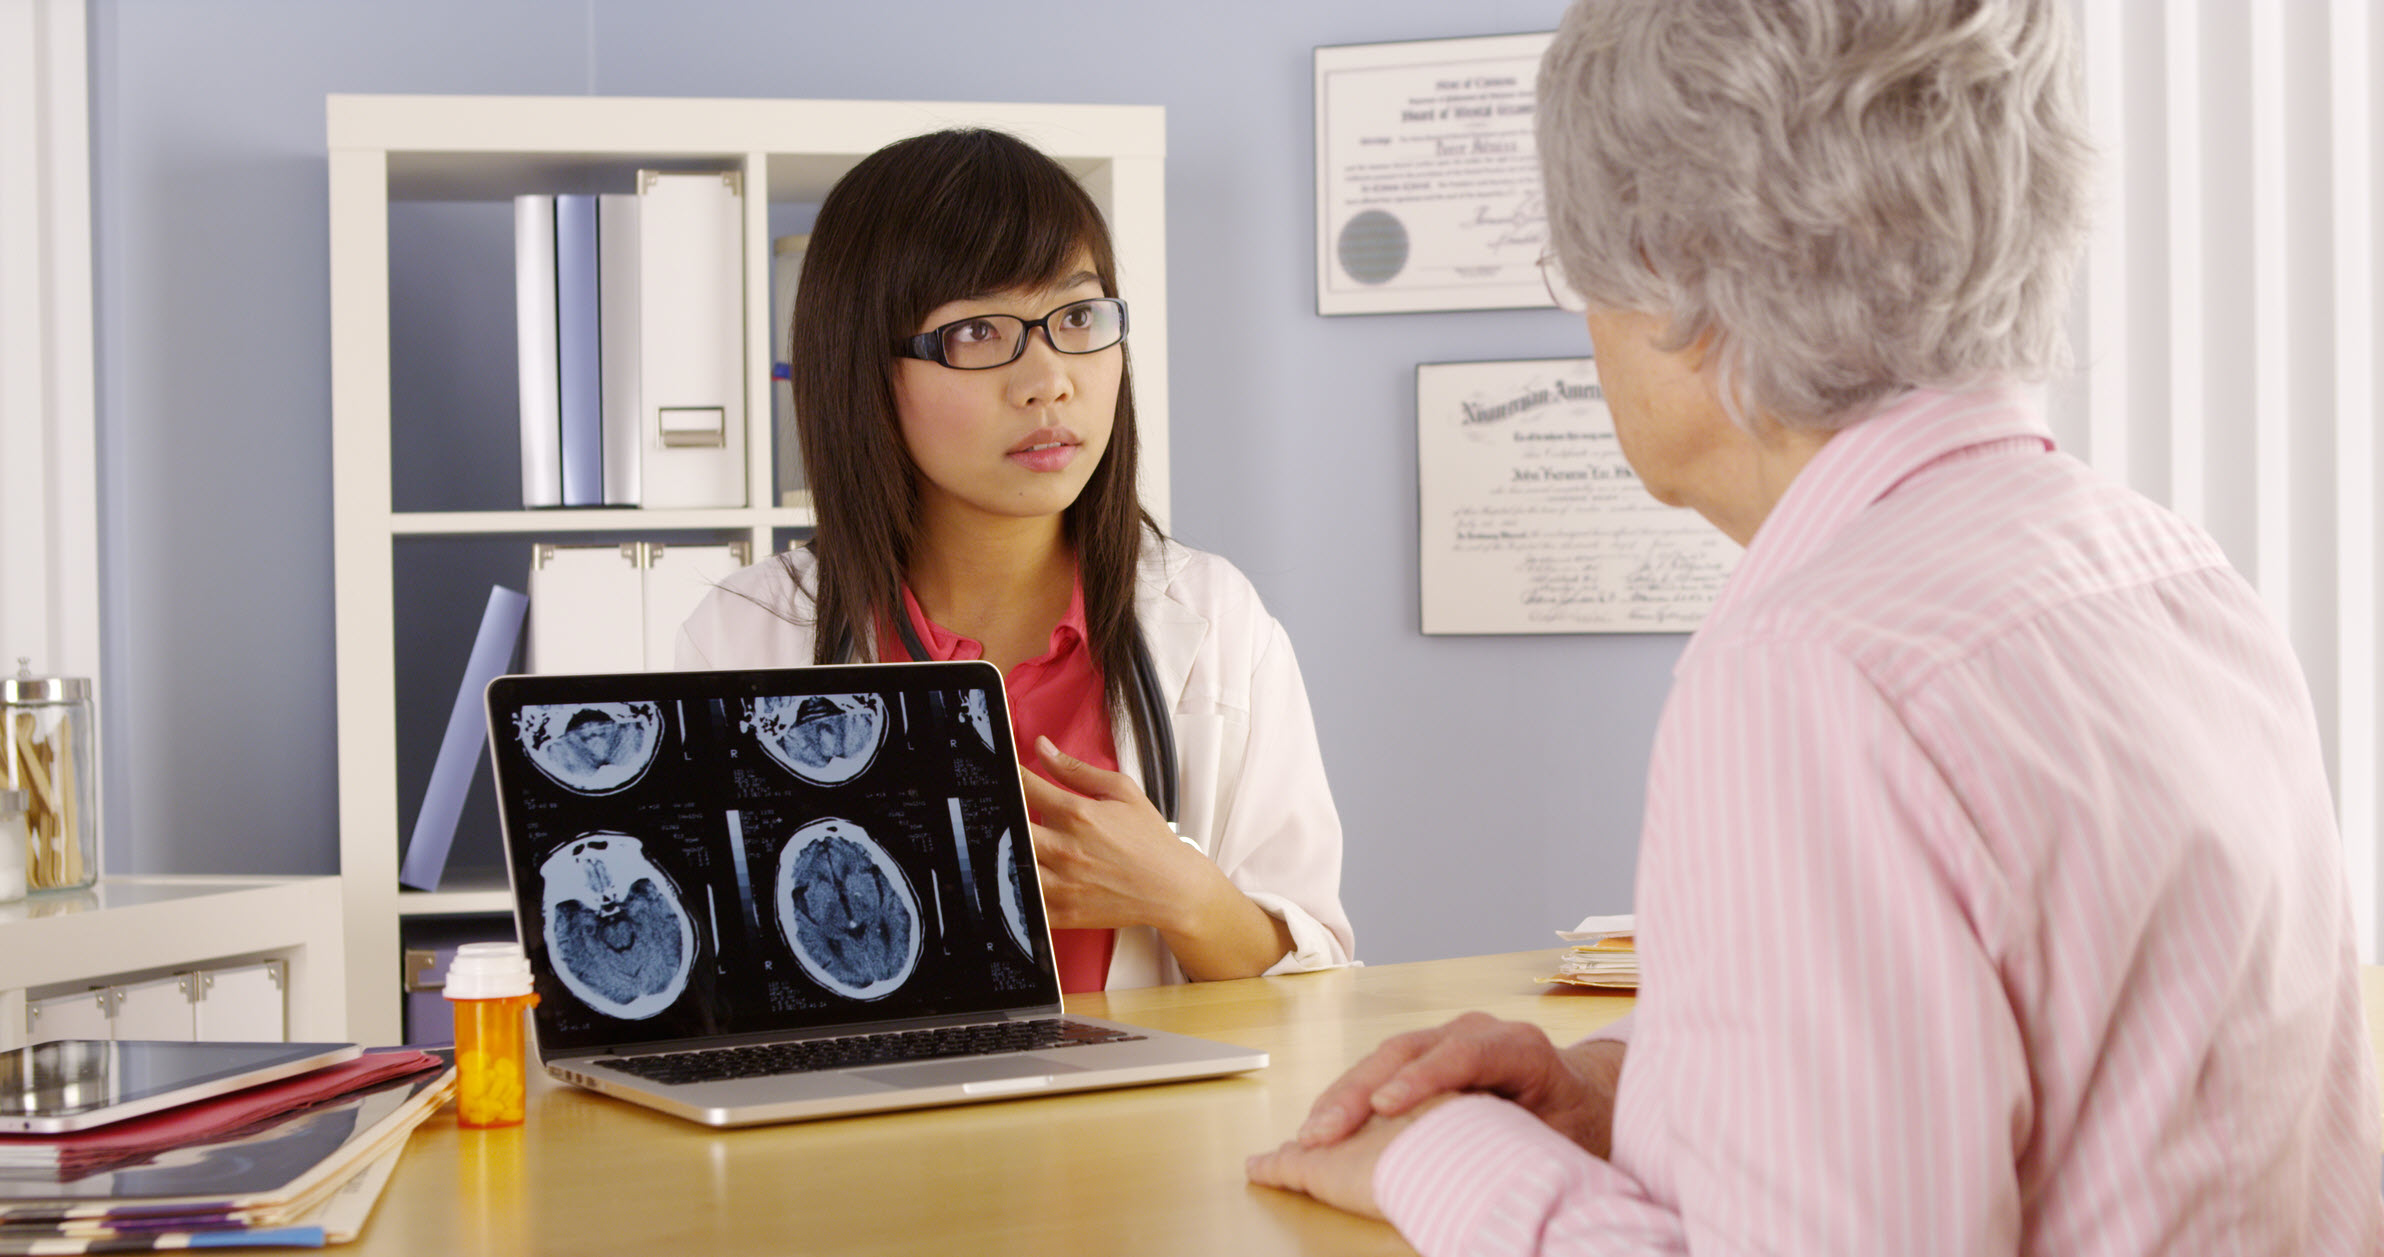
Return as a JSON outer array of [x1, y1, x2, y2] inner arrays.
[[0, 876, 345, 1051], [326, 94, 1169, 1045]]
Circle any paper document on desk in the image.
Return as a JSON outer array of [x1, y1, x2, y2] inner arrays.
[[1548, 913, 1638, 990], [0, 1061, 454, 1244]]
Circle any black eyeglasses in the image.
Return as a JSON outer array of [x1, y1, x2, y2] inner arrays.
[[895, 297, 1130, 370]]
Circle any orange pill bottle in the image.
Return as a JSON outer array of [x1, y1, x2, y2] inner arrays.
[[443, 942, 539, 1129]]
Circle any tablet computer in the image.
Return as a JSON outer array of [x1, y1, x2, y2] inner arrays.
[[0, 1039, 362, 1134]]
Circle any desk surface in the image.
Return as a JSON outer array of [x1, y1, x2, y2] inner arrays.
[[349, 951, 1630, 1256], [350, 956, 2384, 1257]]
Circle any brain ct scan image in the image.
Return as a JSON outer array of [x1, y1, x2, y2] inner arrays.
[[995, 828, 1035, 957], [516, 702, 664, 795], [962, 689, 996, 753], [748, 694, 888, 786], [776, 818, 922, 1000], [539, 833, 697, 1020]]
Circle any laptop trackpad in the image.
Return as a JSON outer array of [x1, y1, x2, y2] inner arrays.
[[854, 1056, 1085, 1090]]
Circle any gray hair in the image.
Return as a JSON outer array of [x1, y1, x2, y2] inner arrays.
[[1536, 0, 2093, 429]]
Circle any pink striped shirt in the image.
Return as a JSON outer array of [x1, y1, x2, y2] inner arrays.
[[1376, 386, 2383, 1254]]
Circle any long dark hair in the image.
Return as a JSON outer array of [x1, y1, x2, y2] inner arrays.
[[789, 127, 1161, 727]]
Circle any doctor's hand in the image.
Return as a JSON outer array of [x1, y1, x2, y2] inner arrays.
[[1020, 735, 1203, 930], [1021, 736, 1293, 981], [1288, 1013, 1625, 1159]]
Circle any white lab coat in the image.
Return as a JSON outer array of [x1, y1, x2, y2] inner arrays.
[[673, 538, 1355, 989]]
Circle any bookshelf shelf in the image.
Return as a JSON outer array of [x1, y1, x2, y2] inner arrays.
[[327, 93, 1170, 1045], [397, 889, 517, 919], [387, 507, 817, 536]]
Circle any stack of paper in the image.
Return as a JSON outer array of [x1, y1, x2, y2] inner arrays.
[[1548, 913, 1638, 990], [0, 1050, 453, 1252]]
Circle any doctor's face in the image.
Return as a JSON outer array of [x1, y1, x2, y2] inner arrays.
[[892, 256, 1122, 532]]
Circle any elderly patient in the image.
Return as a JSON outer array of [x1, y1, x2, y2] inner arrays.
[[1250, 0, 2384, 1252]]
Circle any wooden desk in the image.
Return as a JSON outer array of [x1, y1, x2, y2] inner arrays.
[[346, 951, 1630, 1256], [350, 957, 2384, 1256], [2366, 966, 2384, 1110]]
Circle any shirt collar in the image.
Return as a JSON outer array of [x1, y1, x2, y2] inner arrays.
[[1681, 384, 2054, 673], [898, 573, 1090, 667]]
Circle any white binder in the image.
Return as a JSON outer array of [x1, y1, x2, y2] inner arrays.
[[636, 171, 746, 509], [514, 195, 563, 508], [194, 960, 289, 1042], [25, 990, 111, 1046], [527, 543, 643, 674], [641, 542, 751, 670], [528, 542, 750, 674], [598, 191, 643, 505], [555, 193, 603, 506], [112, 976, 195, 1041], [771, 233, 809, 509]]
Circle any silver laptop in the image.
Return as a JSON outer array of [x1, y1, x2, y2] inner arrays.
[[482, 660, 1265, 1127]]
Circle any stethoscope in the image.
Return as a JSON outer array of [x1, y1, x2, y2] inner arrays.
[[831, 604, 1181, 825]]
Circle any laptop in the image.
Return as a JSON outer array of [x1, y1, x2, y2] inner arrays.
[[481, 660, 1266, 1127]]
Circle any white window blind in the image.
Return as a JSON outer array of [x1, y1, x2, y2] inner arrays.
[[0, 0, 100, 684], [2058, 1, 2383, 956]]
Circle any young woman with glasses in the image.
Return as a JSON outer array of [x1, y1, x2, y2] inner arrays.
[[676, 128, 1353, 991]]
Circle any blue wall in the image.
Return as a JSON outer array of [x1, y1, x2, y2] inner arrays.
[[87, 0, 1678, 965]]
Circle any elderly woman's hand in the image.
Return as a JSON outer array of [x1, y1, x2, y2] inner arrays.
[[1281, 1013, 1626, 1156], [1245, 1094, 1453, 1219]]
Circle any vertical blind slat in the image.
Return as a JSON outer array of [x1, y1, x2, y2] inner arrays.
[[2164, 0, 2206, 526], [2330, 0, 2378, 955], [2080, 0, 2376, 956], [0, 0, 57, 669], [2251, 0, 2290, 620], [2083, 0, 2131, 482]]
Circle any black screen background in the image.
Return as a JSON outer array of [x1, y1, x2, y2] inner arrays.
[[484, 663, 1059, 1055]]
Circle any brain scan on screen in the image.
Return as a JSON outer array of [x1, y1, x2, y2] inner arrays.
[[539, 833, 696, 1020], [746, 694, 888, 786], [515, 702, 664, 795], [994, 828, 1035, 957], [962, 688, 996, 753], [775, 818, 921, 1000]]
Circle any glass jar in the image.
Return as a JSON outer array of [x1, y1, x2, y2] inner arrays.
[[0, 788, 26, 903], [3, 660, 98, 893]]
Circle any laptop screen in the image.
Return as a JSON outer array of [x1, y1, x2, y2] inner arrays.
[[483, 662, 1061, 1057]]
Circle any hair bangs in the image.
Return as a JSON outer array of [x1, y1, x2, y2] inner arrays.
[[887, 131, 1118, 333]]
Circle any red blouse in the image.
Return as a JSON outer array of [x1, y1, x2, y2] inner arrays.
[[896, 581, 1117, 993]]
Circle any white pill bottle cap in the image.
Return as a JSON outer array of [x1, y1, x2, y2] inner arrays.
[[443, 941, 534, 1000]]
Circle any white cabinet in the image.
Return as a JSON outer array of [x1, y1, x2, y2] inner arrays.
[[24, 990, 109, 1044], [1, 876, 343, 1051], [197, 961, 294, 1040], [27, 962, 292, 1046], [326, 95, 1171, 1045], [109, 975, 197, 1040]]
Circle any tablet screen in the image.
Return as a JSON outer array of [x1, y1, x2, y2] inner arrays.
[[0, 1040, 362, 1134]]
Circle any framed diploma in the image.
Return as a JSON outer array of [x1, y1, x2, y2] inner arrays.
[[1314, 32, 1555, 315], [1417, 358, 1740, 634]]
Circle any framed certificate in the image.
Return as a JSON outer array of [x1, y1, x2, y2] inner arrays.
[[1417, 358, 1740, 634], [1314, 32, 1555, 315]]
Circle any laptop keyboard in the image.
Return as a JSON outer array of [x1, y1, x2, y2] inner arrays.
[[602, 1018, 1146, 1085]]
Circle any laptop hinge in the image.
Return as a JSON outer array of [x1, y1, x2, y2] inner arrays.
[[590, 1007, 1072, 1057]]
